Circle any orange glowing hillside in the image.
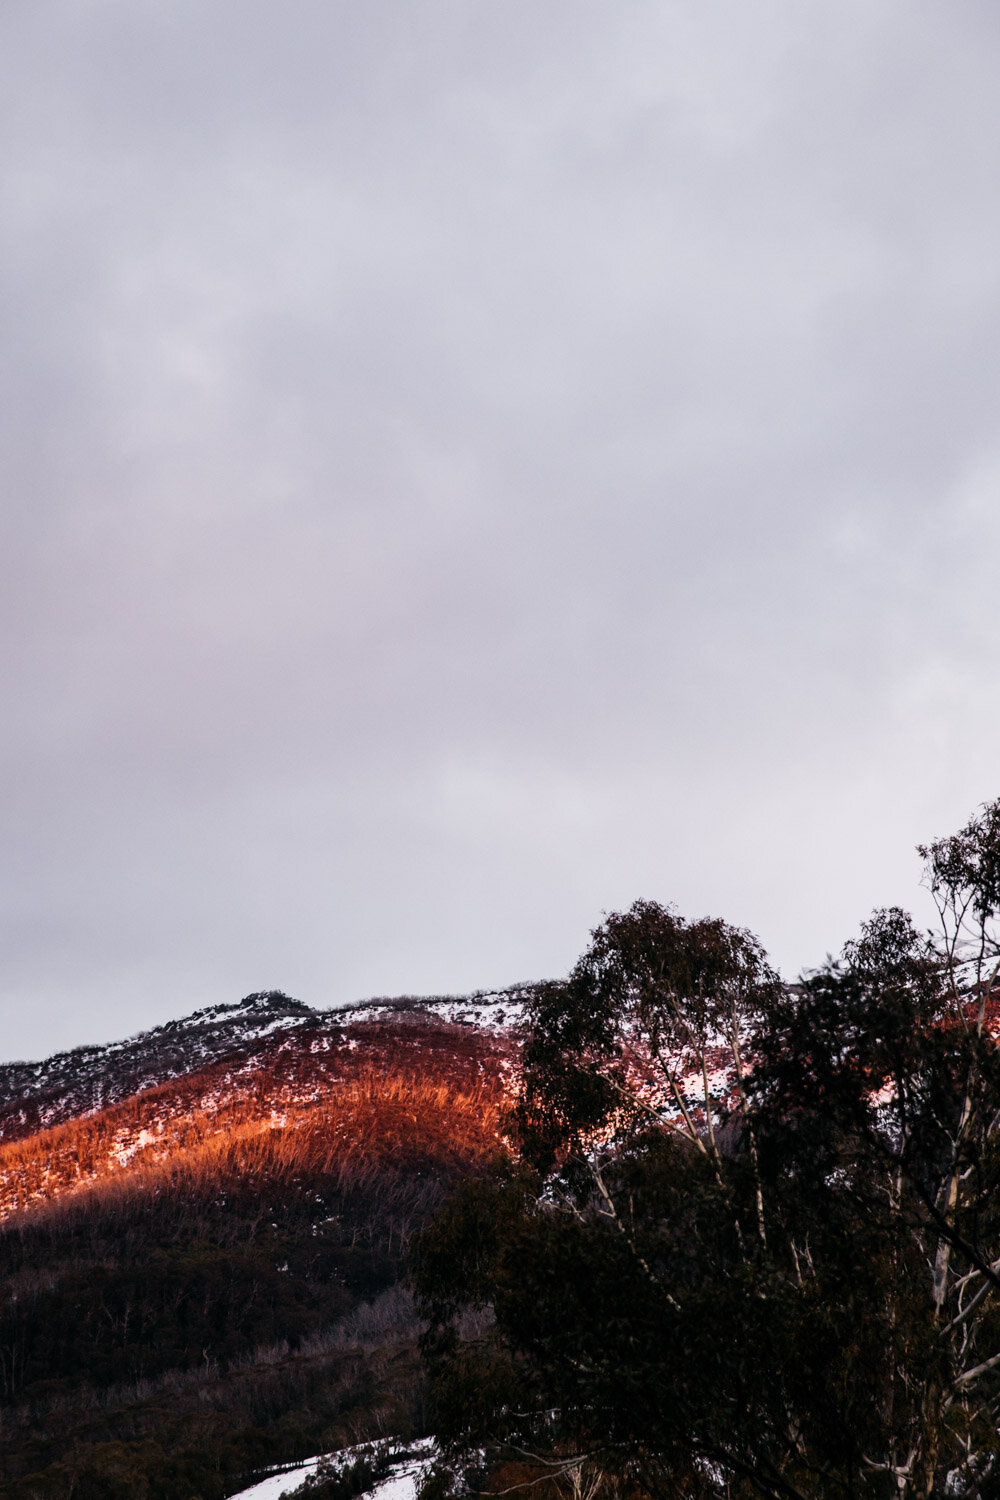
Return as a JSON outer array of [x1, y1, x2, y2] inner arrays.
[[0, 991, 530, 1498], [0, 995, 523, 1222]]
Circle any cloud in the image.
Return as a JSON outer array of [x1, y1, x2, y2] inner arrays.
[[2, 1, 1000, 1058]]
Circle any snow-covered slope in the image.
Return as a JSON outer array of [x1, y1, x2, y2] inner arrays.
[[0, 985, 537, 1146], [231, 1439, 435, 1500]]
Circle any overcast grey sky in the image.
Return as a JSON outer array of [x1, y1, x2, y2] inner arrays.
[[3, 1, 1000, 1062]]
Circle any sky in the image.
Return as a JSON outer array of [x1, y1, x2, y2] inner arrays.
[[3, 1, 1000, 1062]]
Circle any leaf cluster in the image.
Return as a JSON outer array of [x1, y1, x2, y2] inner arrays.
[[414, 809, 1000, 1499]]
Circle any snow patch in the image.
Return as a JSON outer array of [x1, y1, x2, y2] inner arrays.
[[228, 1439, 434, 1500]]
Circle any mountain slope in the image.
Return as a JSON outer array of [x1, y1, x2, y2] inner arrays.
[[0, 987, 527, 1500], [0, 987, 531, 1147]]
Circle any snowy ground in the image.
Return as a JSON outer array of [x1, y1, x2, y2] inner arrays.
[[229, 1439, 434, 1500], [229, 1459, 323, 1499]]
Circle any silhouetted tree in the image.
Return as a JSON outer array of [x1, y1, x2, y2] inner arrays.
[[414, 801, 1000, 1499]]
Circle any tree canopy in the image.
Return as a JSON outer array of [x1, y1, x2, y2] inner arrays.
[[413, 800, 1000, 1500]]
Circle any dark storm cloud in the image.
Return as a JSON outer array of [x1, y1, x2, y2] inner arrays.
[[3, 1, 1000, 1058]]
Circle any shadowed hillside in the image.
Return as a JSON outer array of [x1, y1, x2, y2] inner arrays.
[[0, 997, 522, 1500]]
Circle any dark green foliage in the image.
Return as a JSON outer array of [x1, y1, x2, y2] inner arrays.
[[515, 904, 780, 1177], [291, 1439, 398, 1498], [0, 1165, 432, 1499], [0, 1340, 422, 1500], [416, 1149, 909, 1497], [414, 808, 1000, 1500], [0, 1173, 405, 1401]]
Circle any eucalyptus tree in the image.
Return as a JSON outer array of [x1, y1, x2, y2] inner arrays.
[[414, 800, 1000, 1500]]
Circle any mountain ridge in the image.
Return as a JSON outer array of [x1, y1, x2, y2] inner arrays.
[[0, 984, 539, 1149]]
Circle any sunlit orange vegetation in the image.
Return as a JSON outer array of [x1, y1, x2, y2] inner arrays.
[[0, 1015, 518, 1221]]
